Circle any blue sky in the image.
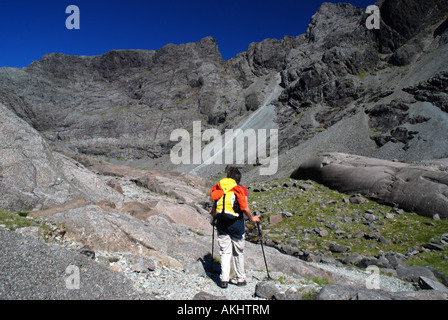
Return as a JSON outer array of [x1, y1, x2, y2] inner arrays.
[[0, 0, 376, 68]]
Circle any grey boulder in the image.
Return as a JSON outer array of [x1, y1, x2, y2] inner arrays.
[[316, 284, 448, 300], [291, 153, 448, 219], [0, 229, 151, 300]]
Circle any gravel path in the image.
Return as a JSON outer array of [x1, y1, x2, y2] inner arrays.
[[1, 224, 417, 300], [0, 229, 149, 300], [109, 254, 319, 300], [93, 248, 415, 300]]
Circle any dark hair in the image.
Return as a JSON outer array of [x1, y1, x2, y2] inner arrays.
[[226, 166, 241, 184]]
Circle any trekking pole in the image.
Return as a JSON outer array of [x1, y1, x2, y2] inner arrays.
[[256, 216, 271, 280], [211, 220, 215, 260], [210, 202, 217, 262]]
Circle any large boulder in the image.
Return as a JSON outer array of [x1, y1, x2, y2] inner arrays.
[[0, 229, 151, 300], [33, 203, 211, 268], [134, 170, 211, 207], [244, 241, 333, 282], [316, 284, 448, 300], [82, 158, 212, 209], [291, 153, 448, 219]]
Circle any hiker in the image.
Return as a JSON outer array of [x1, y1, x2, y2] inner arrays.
[[210, 167, 260, 288]]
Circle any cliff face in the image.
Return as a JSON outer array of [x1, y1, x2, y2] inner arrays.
[[0, 37, 235, 159], [0, 0, 447, 181], [268, 0, 448, 182]]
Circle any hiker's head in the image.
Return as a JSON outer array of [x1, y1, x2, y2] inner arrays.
[[226, 167, 241, 184]]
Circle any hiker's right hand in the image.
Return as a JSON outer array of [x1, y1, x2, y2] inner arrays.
[[251, 215, 260, 223]]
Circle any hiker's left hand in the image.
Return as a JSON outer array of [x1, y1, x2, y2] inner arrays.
[[251, 215, 260, 223]]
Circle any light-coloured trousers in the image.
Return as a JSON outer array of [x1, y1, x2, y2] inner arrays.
[[218, 234, 246, 282]]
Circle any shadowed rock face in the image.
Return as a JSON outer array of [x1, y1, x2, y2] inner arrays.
[[378, 0, 448, 54], [0, 38, 229, 160], [291, 153, 448, 219]]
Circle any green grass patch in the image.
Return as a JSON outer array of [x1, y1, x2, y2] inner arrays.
[[408, 251, 448, 276], [358, 71, 368, 79], [0, 209, 53, 240], [0, 210, 35, 230]]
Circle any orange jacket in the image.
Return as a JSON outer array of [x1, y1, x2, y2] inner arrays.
[[210, 180, 248, 212]]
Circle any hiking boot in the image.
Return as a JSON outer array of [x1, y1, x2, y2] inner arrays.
[[236, 280, 247, 287], [219, 281, 228, 289]]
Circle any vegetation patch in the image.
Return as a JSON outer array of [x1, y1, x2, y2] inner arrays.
[[0, 209, 62, 243], [246, 178, 448, 276], [0, 210, 37, 230]]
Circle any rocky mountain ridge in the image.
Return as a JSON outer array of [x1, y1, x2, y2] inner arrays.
[[0, 0, 447, 182]]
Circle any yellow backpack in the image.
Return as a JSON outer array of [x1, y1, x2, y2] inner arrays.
[[215, 178, 241, 219]]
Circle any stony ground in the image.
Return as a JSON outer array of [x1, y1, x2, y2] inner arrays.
[[72, 243, 415, 300], [1, 171, 445, 300], [44, 176, 418, 300], [246, 177, 448, 277]]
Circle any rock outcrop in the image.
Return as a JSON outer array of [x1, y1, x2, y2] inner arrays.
[[291, 153, 448, 219], [0, 102, 125, 212], [316, 283, 448, 300], [275, 0, 448, 152], [0, 229, 152, 300], [376, 0, 448, 56]]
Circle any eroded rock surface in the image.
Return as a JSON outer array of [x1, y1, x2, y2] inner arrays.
[[292, 153, 448, 219]]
